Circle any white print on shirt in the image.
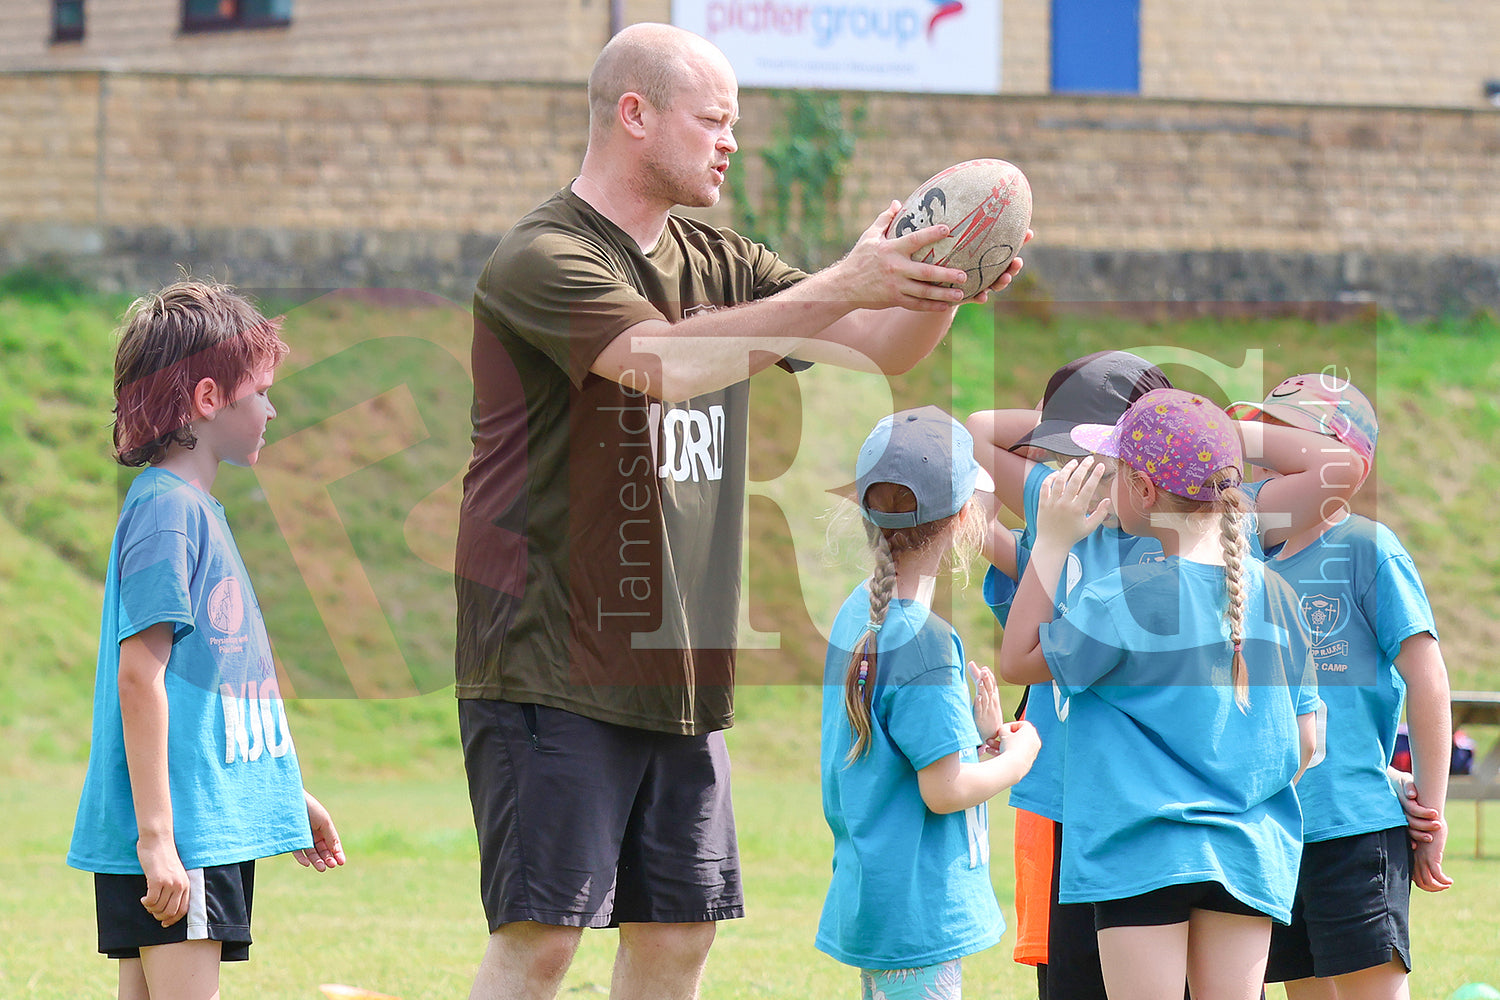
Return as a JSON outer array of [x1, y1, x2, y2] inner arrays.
[[648, 402, 726, 483], [206, 577, 249, 656], [1050, 553, 1086, 720], [966, 801, 990, 868], [220, 676, 295, 764], [207, 578, 244, 633], [1301, 594, 1351, 673]]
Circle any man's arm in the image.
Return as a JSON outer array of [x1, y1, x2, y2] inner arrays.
[[752, 223, 1030, 377], [118, 621, 190, 927], [590, 206, 1023, 400]]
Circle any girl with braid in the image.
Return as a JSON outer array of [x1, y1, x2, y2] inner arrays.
[[818, 407, 1040, 1000], [999, 389, 1320, 1000]]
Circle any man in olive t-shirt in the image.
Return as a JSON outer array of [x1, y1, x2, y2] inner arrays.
[[458, 188, 807, 735], [455, 22, 1028, 1000]]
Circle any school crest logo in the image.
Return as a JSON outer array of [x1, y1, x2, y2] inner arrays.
[[207, 577, 245, 635], [1301, 594, 1341, 647]]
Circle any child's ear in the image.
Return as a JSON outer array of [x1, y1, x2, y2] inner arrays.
[[1133, 472, 1159, 510], [190, 376, 223, 419]]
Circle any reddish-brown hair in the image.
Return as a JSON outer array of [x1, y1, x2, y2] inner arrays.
[[112, 278, 288, 467]]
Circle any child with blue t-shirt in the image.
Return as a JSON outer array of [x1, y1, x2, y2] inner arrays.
[[1000, 389, 1319, 1000], [1228, 374, 1452, 999], [968, 350, 1172, 1000], [68, 279, 344, 999], [819, 407, 1041, 1000]]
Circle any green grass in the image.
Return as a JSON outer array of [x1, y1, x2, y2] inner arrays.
[[3, 281, 1499, 997], [8, 690, 1500, 999]]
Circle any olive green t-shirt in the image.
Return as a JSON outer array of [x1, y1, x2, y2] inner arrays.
[[456, 187, 808, 735]]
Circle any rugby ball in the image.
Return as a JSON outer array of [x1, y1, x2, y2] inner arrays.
[[888, 158, 1032, 299]]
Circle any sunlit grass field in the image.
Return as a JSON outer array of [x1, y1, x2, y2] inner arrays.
[[8, 698, 1500, 999], [2, 276, 1497, 997]]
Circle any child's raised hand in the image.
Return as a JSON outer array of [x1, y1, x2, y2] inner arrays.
[[294, 790, 346, 872], [1036, 457, 1111, 549], [971, 662, 1003, 745]]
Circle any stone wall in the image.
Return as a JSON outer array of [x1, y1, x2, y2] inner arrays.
[[1143, 0, 1500, 109], [0, 0, 618, 83], [3, 70, 1499, 315], [5, 0, 1496, 109]]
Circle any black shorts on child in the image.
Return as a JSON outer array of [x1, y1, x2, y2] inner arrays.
[[1094, 879, 1266, 930], [459, 699, 744, 930], [95, 860, 255, 961], [1265, 826, 1412, 981]]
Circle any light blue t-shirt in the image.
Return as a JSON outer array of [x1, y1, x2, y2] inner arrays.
[[1039, 556, 1319, 924], [994, 463, 1165, 822], [1251, 501, 1437, 843], [818, 583, 1004, 970], [68, 468, 311, 874]]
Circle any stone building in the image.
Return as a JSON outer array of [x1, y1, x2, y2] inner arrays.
[[2, 0, 1499, 313]]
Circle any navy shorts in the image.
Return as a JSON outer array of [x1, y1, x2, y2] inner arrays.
[[459, 700, 744, 930], [1265, 826, 1411, 981], [1094, 880, 1266, 930], [95, 861, 255, 962]]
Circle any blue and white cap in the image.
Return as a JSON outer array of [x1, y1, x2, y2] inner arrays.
[[855, 406, 995, 529]]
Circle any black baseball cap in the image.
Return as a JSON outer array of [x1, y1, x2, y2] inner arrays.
[[1010, 351, 1173, 457]]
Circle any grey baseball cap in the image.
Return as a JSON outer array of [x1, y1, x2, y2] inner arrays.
[[856, 406, 995, 529]]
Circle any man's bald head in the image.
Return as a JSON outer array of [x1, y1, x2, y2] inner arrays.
[[588, 23, 733, 136]]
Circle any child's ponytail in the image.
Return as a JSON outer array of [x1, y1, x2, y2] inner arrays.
[[844, 527, 896, 763], [842, 467, 981, 763], [1215, 478, 1252, 711]]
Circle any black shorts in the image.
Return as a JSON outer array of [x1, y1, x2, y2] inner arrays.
[[1094, 880, 1267, 930], [1265, 826, 1412, 981], [95, 861, 255, 962], [459, 700, 744, 931], [1045, 821, 1109, 1000]]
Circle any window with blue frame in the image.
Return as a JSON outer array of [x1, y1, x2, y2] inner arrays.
[[182, 0, 292, 32], [52, 0, 84, 42], [1052, 0, 1141, 94]]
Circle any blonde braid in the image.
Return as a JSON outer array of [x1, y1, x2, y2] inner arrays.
[[1218, 484, 1251, 711], [844, 527, 898, 762]]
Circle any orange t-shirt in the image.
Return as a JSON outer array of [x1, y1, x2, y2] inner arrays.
[[1012, 807, 1055, 966]]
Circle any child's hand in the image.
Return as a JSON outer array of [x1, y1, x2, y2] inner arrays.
[[1390, 769, 1443, 845], [971, 662, 1002, 745], [1412, 820, 1453, 892], [1036, 457, 1111, 550], [136, 835, 190, 927], [996, 719, 1041, 769], [294, 791, 346, 872]]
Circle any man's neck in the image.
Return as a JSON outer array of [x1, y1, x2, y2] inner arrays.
[[571, 172, 669, 253]]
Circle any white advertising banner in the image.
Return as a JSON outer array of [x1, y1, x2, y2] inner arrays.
[[673, 0, 1001, 94]]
